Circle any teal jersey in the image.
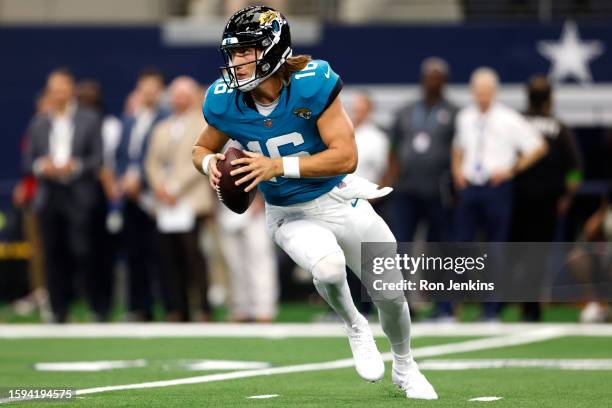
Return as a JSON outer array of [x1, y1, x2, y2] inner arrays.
[[203, 59, 345, 206]]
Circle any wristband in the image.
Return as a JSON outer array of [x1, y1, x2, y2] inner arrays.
[[282, 157, 300, 178], [566, 169, 583, 185], [202, 154, 215, 176]]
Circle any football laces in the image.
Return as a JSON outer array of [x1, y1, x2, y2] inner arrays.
[[215, 185, 224, 202]]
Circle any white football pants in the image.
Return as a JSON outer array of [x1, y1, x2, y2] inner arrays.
[[265, 175, 412, 357]]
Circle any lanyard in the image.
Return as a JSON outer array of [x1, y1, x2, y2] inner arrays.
[[411, 102, 440, 133], [473, 116, 488, 182]]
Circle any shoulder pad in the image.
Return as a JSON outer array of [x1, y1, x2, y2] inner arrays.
[[290, 60, 339, 100], [203, 79, 237, 117]]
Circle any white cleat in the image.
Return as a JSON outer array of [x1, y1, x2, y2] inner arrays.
[[346, 320, 385, 382], [392, 359, 438, 400]]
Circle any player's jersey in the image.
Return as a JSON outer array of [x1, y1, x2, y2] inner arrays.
[[203, 59, 344, 206]]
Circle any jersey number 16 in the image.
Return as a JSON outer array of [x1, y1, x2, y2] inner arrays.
[[247, 132, 310, 182]]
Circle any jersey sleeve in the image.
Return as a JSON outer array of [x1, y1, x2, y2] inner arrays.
[[292, 59, 342, 119]]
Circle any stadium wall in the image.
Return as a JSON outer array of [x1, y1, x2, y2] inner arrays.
[[0, 23, 611, 182]]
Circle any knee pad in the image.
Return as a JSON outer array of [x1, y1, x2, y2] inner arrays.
[[312, 252, 346, 285]]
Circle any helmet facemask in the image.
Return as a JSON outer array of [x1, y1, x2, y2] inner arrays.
[[220, 44, 268, 92]]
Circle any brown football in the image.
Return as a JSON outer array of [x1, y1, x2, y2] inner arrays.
[[215, 147, 257, 214]]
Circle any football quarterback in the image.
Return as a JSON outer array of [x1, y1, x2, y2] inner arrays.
[[192, 5, 437, 400]]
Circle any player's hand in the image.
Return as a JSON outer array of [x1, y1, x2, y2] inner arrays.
[[230, 151, 282, 193], [208, 153, 225, 189]]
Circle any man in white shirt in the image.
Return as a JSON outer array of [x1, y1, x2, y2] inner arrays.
[[452, 67, 546, 241], [451, 67, 547, 319], [23, 68, 103, 322]]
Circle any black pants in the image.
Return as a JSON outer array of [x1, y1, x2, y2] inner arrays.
[[392, 191, 454, 318], [455, 182, 513, 319], [122, 200, 160, 321], [38, 185, 96, 322], [158, 217, 211, 321], [88, 185, 114, 321], [511, 191, 560, 242], [455, 182, 513, 242], [511, 190, 561, 321], [392, 191, 452, 242]]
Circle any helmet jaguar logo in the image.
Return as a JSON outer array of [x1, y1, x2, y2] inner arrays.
[[259, 10, 279, 25], [294, 108, 312, 120]]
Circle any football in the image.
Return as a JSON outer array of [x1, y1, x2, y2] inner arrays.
[[215, 147, 257, 214]]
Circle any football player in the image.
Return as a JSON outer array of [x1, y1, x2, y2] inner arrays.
[[192, 6, 437, 400]]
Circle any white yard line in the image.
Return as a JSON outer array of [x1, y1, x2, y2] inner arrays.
[[469, 396, 503, 402], [0, 327, 570, 404], [67, 328, 563, 397], [31, 359, 271, 372], [0, 322, 611, 339], [34, 360, 146, 372], [419, 359, 612, 370], [247, 395, 279, 399], [388, 327, 566, 359], [0, 322, 604, 404]]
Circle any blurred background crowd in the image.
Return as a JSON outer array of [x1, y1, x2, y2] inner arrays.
[[0, 0, 610, 324]]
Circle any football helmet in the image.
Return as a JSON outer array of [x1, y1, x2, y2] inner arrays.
[[219, 6, 292, 92]]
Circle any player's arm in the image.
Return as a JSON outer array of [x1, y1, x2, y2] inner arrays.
[[231, 96, 357, 192], [301, 95, 358, 176], [192, 123, 230, 188]]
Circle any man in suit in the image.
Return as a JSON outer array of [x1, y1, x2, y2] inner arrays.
[[145, 76, 214, 321], [23, 68, 103, 323], [115, 68, 169, 321]]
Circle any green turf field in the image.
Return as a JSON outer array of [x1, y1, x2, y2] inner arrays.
[[0, 325, 611, 407]]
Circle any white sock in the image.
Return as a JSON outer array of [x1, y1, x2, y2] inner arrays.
[[392, 351, 414, 372], [313, 276, 363, 329]]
